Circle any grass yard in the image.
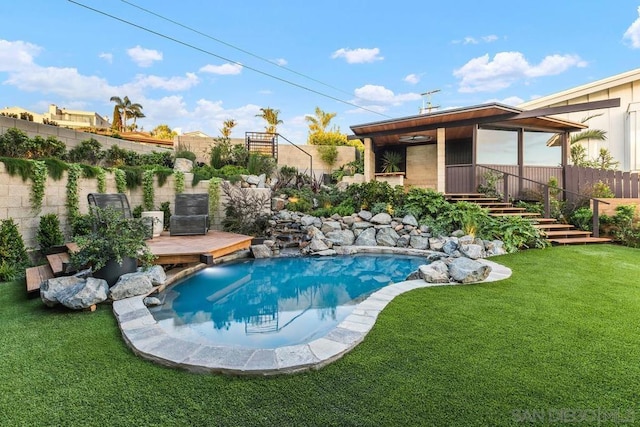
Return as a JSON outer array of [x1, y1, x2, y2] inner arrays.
[[1, 245, 639, 426]]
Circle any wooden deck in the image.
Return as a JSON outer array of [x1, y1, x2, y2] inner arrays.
[[145, 230, 253, 265]]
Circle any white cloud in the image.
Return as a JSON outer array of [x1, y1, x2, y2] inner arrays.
[[404, 73, 420, 84], [127, 45, 162, 67], [130, 73, 199, 91], [273, 58, 287, 66], [0, 39, 40, 71], [464, 37, 478, 45], [199, 63, 243, 75], [486, 96, 525, 106], [258, 89, 273, 95], [331, 47, 383, 64], [483, 35, 498, 43], [353, 84, 421, 110], [624, 7, 640, 48], [99, 52, 113, 64], [453, 35, 499, 45], [454, 51, 587, 93]]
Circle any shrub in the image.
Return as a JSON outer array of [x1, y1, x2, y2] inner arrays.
[[160, 201, 171, 231], [221, 182, 271, 236], [70, 213, 93, 237], [66, 138, 104, 165], [174, 149, 197, 163], [247, 153, 276, 176], [0, 218, 29, 280], [36, 213, 65, 252], [569, 207, 593, 231], [479, 215, 549, 253], [477, 170, 503, 199], [104, 145, 141, 167], [0, 127, 32, 158], [317, 145, 338, 169], [345, 181, 404, 211]]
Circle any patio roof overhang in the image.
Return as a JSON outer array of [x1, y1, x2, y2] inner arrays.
[[348, 99, 619, 148]]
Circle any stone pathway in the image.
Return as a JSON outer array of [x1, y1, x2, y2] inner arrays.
[[112, 258, 511, 375]]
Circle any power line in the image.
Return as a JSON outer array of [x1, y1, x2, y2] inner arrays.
[[120, 0, 354, 98], [67, 0, 390, 118]]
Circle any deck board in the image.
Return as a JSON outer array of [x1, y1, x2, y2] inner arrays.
[[145, 230, 252, 265]]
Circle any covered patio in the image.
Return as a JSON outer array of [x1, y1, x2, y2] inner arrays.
[[348, 99, 619, 196]]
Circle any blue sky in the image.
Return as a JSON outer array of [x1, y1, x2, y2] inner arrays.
[[2, 0, 640, 144]]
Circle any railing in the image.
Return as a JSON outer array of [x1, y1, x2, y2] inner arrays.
[[245, 132, 278, 159], [276, 133, 313, 178], [475, 165, 610, 237]]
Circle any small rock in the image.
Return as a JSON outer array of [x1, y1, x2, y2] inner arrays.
[[251, 244, 273, 259], [402, 214, 418, 227], [358, 210, 373, 221], [370, 213, 392, 225], [143, 296, 163, 307]]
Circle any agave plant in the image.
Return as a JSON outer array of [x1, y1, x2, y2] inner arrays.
[[380, 150, 403, 173]]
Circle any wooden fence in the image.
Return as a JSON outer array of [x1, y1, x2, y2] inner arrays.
[[565, 166, 640, 202]]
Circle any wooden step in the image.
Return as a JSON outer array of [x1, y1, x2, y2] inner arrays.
[[549, 237, 613, 245], [476, 202, 513, 207], [531, 218, 557, 223], [543, 230, 592, 238], [534, 223, 574, 229], [490, 212, 541, 217], [46, 252, 72, 276], [25, 264, 53, 294], [488, 207, 527, 213]]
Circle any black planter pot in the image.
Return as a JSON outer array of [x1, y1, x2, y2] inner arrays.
[[93, 257, 137, 287]]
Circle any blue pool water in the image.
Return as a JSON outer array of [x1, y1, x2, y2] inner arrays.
[[149, 254, 427, 349]]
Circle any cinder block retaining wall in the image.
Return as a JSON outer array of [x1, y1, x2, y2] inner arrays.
[[0, 163, 269, 250]]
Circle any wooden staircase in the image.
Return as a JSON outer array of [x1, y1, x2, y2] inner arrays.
[[25, 244, 77, 295], [445, 193, 611, 245]]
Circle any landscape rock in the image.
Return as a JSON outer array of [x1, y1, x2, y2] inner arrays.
[[313, 249, 337, 256], [442, 238, 459, 255], [370, 212, 392, 225], [143, 296, 162, 307], [352, 221, 373, 230], [402, 214, 418, 227], [251, 244, 273, 259], [40, 276, 85, 307], [419, 264, 450, 284], [308, 237, 330, 252], [141, 265, 166, 286], [109, 272, 154, 300], [321, 221, 342, 234], [410, 235, 430, 250], [59, 277, 109, 310], [429, 237, 446, 251], [448, 258, 491, 283], [459, 244, 486, 260], [173, 157, 193, 173], [396, 234, 411, 248], [326, 229, 355, 246], [355, 227, 377, 246], [358, 210, 372, 221], [376, 227, 400, 247]]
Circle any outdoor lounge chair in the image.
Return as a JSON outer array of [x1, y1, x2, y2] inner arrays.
[[170, 193, 209, 236], [87, 193, 132, 218]]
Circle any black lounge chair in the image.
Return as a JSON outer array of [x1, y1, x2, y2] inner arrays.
[[170, 193, 209, 236], [87, 193, 132, 219]]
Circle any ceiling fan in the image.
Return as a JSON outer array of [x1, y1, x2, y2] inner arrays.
[[398, 135, 433, 143]]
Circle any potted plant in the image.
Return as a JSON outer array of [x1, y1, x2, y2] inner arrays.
[[380, 150, 403, 173], [36, 213, 66, 254], [70, 207, 156, 286]]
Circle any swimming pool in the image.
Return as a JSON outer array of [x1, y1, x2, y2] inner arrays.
[[149, 254, 427, 349]]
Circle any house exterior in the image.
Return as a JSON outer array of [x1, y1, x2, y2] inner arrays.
[[519, 67, 640, 172], [349, 101, 617, 195], [1, 104, 110, 129]]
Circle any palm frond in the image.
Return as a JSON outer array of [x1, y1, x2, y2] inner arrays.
[[570, 129, 607, 144]]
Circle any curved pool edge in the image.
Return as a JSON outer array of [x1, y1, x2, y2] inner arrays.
[[112, 256, 512, 376]]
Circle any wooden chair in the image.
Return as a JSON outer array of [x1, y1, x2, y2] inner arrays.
[[170, 193, 209, 236]]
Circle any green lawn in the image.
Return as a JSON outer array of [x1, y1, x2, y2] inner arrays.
[[1, 245, 639, 426]]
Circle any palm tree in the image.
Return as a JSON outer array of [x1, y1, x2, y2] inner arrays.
[[110, 96, 144, 132], [255, 107, 283, 134], [305, 106, 337, 134]]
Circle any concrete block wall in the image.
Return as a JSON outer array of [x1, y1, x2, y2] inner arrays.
[[0, 116, 169, 154], [0, 163, 269, 250]]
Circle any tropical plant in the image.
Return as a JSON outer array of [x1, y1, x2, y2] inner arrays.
[[221, 182, 271, 236], [37, 213, 65, 252], [305, 107, 336, 134], [255, 107, 283, 134], [70, 207, 155, 272], [247, 153, 276, 176], [66, 138, 105, 165], [477, 170, 503, 199], [380, 150, 403, 173], [220, 119, 237, 138]]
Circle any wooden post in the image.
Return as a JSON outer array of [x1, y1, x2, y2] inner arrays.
[[517, 128, 524, 197], [592, 200, 600, 238], [543, 186, 550, 219], [503, 172, 509, 203], [472, 124, 478, 192]]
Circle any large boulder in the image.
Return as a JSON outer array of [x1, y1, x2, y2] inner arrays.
[[58, 278, 109, 310], [40, 276, 85, 307], [352, 221, 373, 230], [429, 237, 446, 251], [358, 210, 373, 221], [300, 215, 320, 227], [370, 213, 392, 225], [326, 229, 355, 246], [419, 264, 450, 284], [448, 258, 491, 283], [355, 227, 377, 246], [308, 237, 330, 252], [442, 238, 459, 255], [141, 265, 166, 286], [376, 227, 400, 247], [109, 271, 154, 301], [173, 157, 193, 173], [396, 234, 411, 248]]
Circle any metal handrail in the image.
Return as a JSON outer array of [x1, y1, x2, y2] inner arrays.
[[276, 133, 313, 178], [475, 165, 610, 237]]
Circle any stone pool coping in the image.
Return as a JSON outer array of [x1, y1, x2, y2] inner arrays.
[[112, 250, 512, 376]]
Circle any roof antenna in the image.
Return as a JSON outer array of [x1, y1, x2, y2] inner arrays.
[[420, 89, 440, 114]]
